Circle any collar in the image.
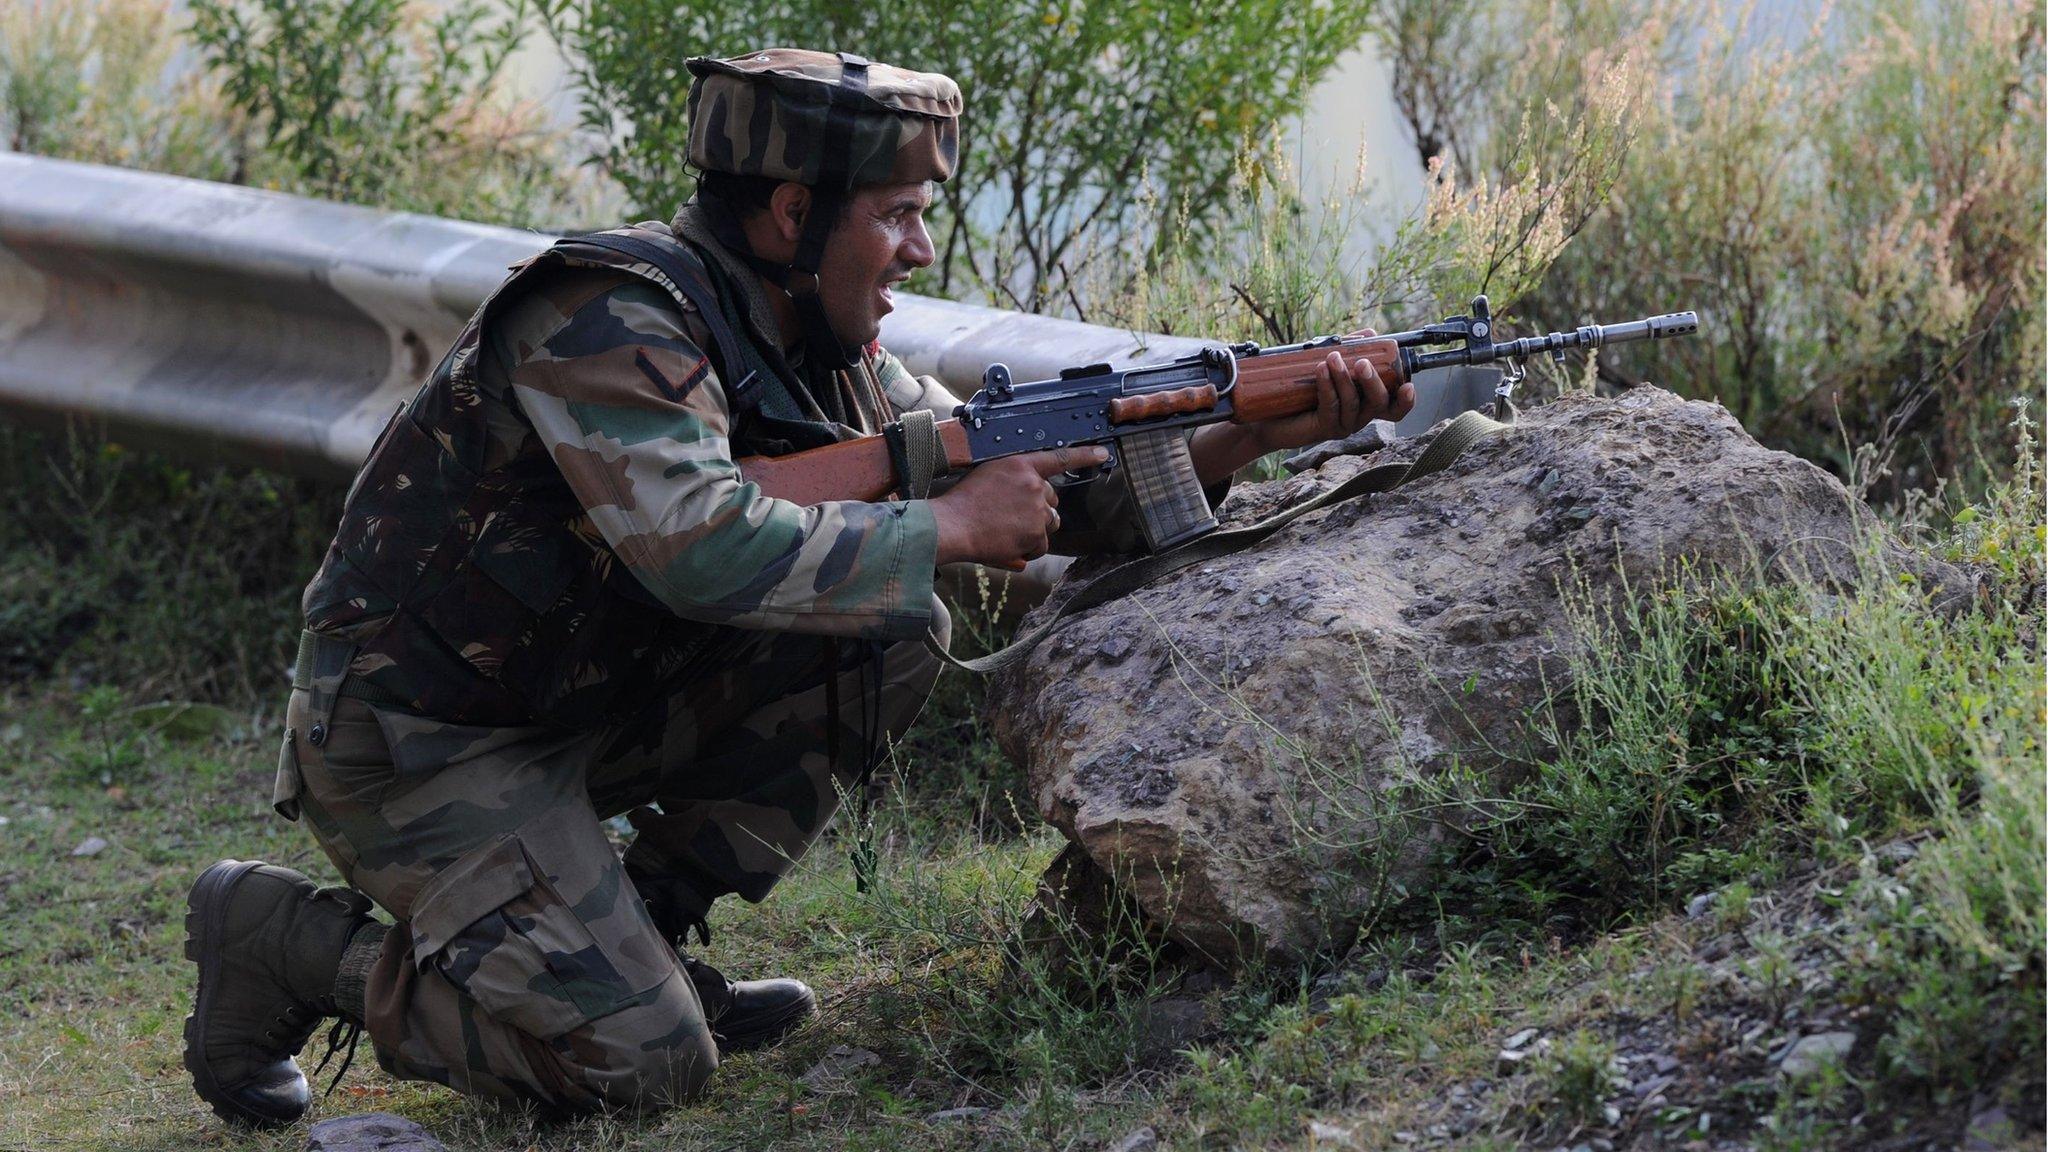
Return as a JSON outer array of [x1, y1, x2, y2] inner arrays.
[[671, 202, 801, 371]]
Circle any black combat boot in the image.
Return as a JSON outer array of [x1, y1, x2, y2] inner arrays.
[[633, 863, 817, 1052], [681, 955, 817, 1053], [183, 859, 385, 1127]]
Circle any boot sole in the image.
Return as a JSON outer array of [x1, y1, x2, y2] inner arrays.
[[183, 858, 296, 1128]]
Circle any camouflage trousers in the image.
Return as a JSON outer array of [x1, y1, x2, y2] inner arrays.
[[273, 603, 950, 1111]]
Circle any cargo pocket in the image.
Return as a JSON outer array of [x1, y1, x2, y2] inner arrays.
[[407, 833, 660, 1041]]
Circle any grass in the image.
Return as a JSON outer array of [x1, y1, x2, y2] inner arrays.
[[0, 409, 2039, 1151], [2, 0, 2039, 1142]]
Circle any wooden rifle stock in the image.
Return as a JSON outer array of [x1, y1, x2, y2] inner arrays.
[[733, 338, 1408, 506], [735, 418, 975, 505]]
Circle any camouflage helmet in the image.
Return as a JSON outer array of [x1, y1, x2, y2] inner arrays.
[[685, 49, 962, 190]]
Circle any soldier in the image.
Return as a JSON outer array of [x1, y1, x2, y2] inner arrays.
[[182, 48, 1412, 1125]]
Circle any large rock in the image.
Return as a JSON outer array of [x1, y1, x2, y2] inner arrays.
[[990, 388, 1967, 962]]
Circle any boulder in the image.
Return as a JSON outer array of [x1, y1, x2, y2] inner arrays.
[[989, 388, 1967, 962]]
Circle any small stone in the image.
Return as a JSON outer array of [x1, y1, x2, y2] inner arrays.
[[71, 836, 108, 858], [1633, 1073, 1675, 1100], [1139, 997, 1207, 1058], [1108, 1126, 1159, 1152], [1651, 1053, 1680, 1074], [799, 1045, 880, 1092], [1308, 972, 1348, 1011], [1307, 1120, 1358, 1147], [1392, 1130, 1419, 1143], [1592, 1140, 1615, 1152], [1685, 892, 1716, 919], [1777, 1031, 1857, 1080], [1098, 635, 1135, 664], [1503, 1027, 1541, 1051], [1497, 1047, 1531, 1075], [1417, 1039, 1441, 1060], [305, 1112, 447, 1152], [926, 1107, 989, 1123], [1963, 1105, 2015, 1151]]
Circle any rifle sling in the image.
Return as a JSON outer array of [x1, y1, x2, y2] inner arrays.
[[883, 409, 943, 499], [930, 404, 1514, 675]]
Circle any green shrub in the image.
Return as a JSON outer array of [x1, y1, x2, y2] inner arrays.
[[1520, 1029, 1624, 1135], [1095, 67, 1642, 351], [1456, 577, 1819, 926], [0, 421, 337, 704], [1376, 0, 2047, 500], [186, 0, 607, 224], [537, 0, 1376, 310], [0, 0, 239, 178]]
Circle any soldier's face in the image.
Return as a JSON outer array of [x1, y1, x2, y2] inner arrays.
[[817, 181, 936, 346]]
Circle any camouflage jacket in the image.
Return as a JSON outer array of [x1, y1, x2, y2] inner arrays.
[[301, 209, 1175, 729]]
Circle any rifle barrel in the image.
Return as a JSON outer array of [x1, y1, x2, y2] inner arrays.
[[1410, 309, 1700, 374]]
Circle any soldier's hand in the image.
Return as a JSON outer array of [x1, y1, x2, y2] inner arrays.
[[930, 447, 1110, 570], [1249, 330, 1415, 452]]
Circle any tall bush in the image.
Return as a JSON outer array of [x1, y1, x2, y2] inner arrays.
[[1095, 36, 1646, 351], [0, 0, 238, 178], [1375, 0, 2046, 499], [186, 0, 604, 224], [537, 0, 1376, 310]]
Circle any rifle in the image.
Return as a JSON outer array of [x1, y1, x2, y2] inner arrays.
[[737, 295, 1700, 552]]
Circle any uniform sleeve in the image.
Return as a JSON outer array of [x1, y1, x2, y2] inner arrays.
[[868, 347, 1230, 555], [871, 347, 961, 419], [497, 277, 939, 641]]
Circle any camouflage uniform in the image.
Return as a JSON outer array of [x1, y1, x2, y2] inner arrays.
[[266, 51, 1213, 1113]]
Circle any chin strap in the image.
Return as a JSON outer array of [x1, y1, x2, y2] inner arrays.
[[697, 52, 874, 372]]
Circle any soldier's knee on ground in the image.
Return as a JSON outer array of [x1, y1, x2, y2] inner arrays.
[[567, 974, 720, 1111], [386, 828, 720, 1113], [532, 963, 724, 1106]]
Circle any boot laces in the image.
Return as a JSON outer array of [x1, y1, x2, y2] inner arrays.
[[260, 1001, 321, 1051], [679, 955, 735, 1022], [310, 1017, 363, 1097]]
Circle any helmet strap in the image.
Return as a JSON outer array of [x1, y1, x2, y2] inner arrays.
[[785, 183, 860, 370], [788, 54, 872, 372], [695, 53, 874, 373]]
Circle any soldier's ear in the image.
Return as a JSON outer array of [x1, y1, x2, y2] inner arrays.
[[768, 182, 811, 246]]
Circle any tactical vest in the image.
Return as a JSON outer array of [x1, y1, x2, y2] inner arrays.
[[301, 223, 877, 729]]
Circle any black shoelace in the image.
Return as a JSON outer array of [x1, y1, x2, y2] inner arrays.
[[311, 1017, 363, 1096]]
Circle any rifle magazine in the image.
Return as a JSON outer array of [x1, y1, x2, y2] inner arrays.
[[1119, 428, 1217, 552]]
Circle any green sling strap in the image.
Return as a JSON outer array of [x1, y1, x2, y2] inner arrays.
[[931, 403, 1516, 675]]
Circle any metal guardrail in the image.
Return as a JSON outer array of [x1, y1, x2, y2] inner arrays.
[[0, 153, 1495, 480]]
